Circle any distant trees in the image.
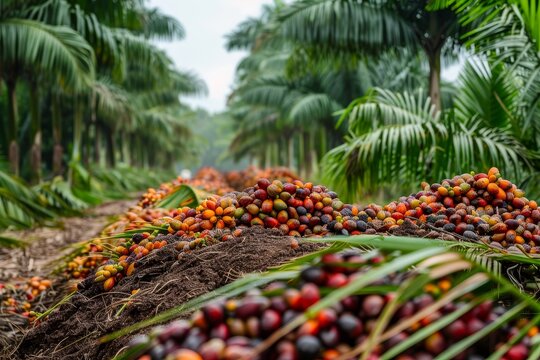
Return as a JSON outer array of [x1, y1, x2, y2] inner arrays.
[[0, 0, 206, 183]]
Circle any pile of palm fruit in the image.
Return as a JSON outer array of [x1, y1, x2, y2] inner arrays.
[[0, 277, 52, 319], [226, 166, 300, 191], [126, 251, 538, 360], [367, 168, 540, 253], [138, 168, 233, 209], [82, 167, 540, 292]]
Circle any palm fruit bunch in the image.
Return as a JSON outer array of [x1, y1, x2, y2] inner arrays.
[[139, 178, 183, 208], [190, 167, 234, 195], [64, 240, 106, 280], [226, 166, 300, 191], [125, 251, 538, 360], [89, 232, 168, 291], [232, 178, 359, 237], [368, 168, 540, 252], [0, 277, 52, 318], [103, 207, 174, 236]]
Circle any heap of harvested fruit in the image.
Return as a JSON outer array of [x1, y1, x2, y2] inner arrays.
[[138, 177, 183, 208], [126, 251, 537, 360], [0, 277, 52, 318], [226, 166, 300, 191], [366, 168, 540, 253]]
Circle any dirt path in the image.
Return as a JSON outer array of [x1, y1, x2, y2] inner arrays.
[[0, 199, 135, 282]]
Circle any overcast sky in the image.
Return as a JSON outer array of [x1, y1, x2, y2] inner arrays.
[[148, 0, 272, 113]]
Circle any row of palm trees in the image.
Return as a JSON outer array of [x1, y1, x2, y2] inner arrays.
[[0, 0, 205, 184], [226, 0, 540, 201]]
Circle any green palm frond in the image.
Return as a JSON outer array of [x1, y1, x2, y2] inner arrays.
[[0, 18, 95, 89], [138, 7, 185, 40], [106, 235, 540, 360], [278, 0, 416, 54], [454, 60, 518, 130]]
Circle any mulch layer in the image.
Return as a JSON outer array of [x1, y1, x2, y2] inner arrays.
[[13, 228, 323, 360]]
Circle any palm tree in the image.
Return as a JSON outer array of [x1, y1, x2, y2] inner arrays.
[[322, 61, 534, 201], [277, 0, 462, 112], [0, 0, 94, 177], [226, 2, 431, 178]]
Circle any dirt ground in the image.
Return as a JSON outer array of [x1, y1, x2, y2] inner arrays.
[[13, 228, 323, 360], [0, 200, 135, 282]]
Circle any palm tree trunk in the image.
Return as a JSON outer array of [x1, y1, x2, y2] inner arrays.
[[427, 12, 442, 113], [427, 48, 442, 113], [51, 92, 63, 176], [29, 83, 42, 184], [121, 130, 130, 165], [71, 95, 84, 163], [6, 78, 19, 176], [303, 132, 313, 179], [105, 128, 116, 168], [91, 91, 100, 164]]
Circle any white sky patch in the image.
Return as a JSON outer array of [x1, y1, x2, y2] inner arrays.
[[148, 0, 273, 113]]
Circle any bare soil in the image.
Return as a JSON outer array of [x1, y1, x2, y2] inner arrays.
[[14, 228, 323, 360]]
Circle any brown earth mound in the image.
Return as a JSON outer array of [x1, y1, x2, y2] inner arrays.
[[14, 228, 324, 360]]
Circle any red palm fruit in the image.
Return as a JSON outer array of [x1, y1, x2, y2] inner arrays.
[[445, 319, 467, 339], [492, 222, 508, 233], [254, 189, 268, 200], [467, 318, 485, 335], [203, 303, 224, 325], [210, 323, 230, 340], [192, 310, 208, 329], [454, 222, 467, 234], [487, 183, 500, 195], [261, 199, 274, 214], [283, 183, 297, 194], [223, 345, 255, 360], [337, 313, 363, 338], [298, 224, 308, 233], [287, 230, 300, 238], [172, 349, 203, 360], [506, 344, 528, 360], [341, 296, 359, 311], [251, 217, 264, 226], [257, 178, 271, 190], [425, 332, 445, 354], [298, 319, 320, 336], [443, 197, 455, 208], [264, 217, 279, 228], [316, 308, 337, 328], [362, 295, 385, 317], [488, 167, 500, 177], [323, 349, 341, 360], [288, 206, 299, 219], [300, 283, 320, 309], [287, 218, 300, 230], [278, 224, 290, 235], [513, 198, 526, 209], [327, 273, 349, 288], [303, 198, 314, 212], [261, 309, 282, 333], [284, 289, 302, 310], [199, 339, 226, 360]]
